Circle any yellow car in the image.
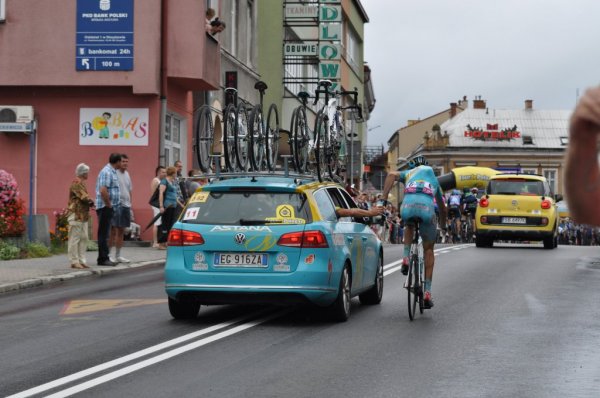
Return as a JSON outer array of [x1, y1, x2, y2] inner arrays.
[[475, 174, 562, 249]]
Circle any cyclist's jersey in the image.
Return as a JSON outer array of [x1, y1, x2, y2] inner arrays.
[[448, 194, 462, 207], [397, 166, 442, 243], [463, 193, 478, 213]]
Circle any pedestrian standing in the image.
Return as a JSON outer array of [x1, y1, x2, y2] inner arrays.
[[109, 153, 133, 263], [157, 166, 185, 249], [95, 153, 121, 266], [67, 163, 95, 269], [150, 165, 166, 248]]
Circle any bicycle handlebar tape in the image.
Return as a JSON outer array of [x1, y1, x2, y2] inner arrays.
[[438, 166, 501, 192]]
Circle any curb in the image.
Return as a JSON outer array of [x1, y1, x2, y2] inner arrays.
[[0, 259, 165, 295]]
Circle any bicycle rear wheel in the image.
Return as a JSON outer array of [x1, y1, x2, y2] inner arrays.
[[407, 250, 418, 321], [222, 104, 237, 171], [265, 103, 280, 171], [234, 105, 249, 171], [248, 106, 265, 171], [194, 105, 214, 173]]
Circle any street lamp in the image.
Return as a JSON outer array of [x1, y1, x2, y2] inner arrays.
[[368, 124, 381, 132]]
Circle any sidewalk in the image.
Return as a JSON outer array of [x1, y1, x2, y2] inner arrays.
[[0, 243, 166, 294]]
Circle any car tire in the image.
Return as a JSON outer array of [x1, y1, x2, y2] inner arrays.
[[168, 297, 200, 319], [475, 235, 487, 248], [359, 255, 384, 305], [329, 265, 351, 322], [543, 236, 555, 250]]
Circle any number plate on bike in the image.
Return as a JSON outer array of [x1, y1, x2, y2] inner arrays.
[[214, 253, 268, 267], [502, 217, 526, 224]]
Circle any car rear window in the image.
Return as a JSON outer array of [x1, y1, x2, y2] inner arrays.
[[180, 191, 311, 225], [488, 179, 544, 196]]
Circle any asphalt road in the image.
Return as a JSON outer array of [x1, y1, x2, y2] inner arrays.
[[2, 244, 600, 398]]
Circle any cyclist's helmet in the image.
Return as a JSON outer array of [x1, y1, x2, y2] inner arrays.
[[452, 189, 461, 195], [407, 155, 428, 169], [471, 187, 479, 194]]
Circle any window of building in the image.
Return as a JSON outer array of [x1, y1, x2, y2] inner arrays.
[[521, 168, 538, 175], [560, 136, 568, 145], [522, 135, 534, 145], [165, 112, 187, 171], [221, 0, 238, 55], [543, 169, 557, 195], [345, 24, 360, 71], [246, 0, 254, 66]]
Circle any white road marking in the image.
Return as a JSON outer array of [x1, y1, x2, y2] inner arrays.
[[7, 309, 276, 398], [383, 245, 471, 273]]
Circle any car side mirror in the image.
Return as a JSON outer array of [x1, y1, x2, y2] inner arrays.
[[554, 194, 563, 203]]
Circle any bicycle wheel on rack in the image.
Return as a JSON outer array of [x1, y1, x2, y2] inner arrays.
[[265, 103, 280, 171], [234, 104, 250, 171], [314, 111, 328, 182], [293, 107, 309, 173], [222, 104, 237, 172], [248, 106, 265, 171], [194, 105, 214, 173]]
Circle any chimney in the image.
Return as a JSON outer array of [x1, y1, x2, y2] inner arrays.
[[450, 102, 458, 117], [525, 99, 533, 110], [473, 95, 486, 109], [458, 95, 468, 108]]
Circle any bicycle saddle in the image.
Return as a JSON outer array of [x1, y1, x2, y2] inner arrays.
[[297, 91, 310, 100], [254, 81, 268, 91], [318, 80, 333, 89]]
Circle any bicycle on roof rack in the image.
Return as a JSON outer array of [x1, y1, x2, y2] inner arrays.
[[247, 81, 280, 172], [222, 86, 253, 172], [312, 80, 363, 182]]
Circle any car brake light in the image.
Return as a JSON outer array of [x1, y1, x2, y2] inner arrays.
[[541, 199, 551, 209], [278, 230, 329, 248], [480, 197, 489, 207], [168, 229, 205, 246]]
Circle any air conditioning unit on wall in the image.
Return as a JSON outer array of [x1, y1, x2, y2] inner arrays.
[[0, 106, 35, 123]]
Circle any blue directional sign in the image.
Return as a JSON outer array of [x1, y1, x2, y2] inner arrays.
[[76, 0, 134, 71]]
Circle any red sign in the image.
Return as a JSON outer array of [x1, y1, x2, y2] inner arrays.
[[464, 123, 520, 141]]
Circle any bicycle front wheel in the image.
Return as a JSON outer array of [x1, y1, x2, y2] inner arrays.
[[293, 107, 309, 173], [194, 106, 214, 173], [407, 250, 419, 321], [265, 103, 280, 171], [234, 104, 249, 171], [314, 111, 327, 182]]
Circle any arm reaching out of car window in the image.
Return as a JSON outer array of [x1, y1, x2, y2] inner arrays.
[[565, 86, 600, 226], [336, 206, 384, 218]]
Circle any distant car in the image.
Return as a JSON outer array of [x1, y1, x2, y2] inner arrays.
[[475, 173, 561, 249], [164, 176, 384, 322]]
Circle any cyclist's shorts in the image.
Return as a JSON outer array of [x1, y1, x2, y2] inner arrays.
[[448, 205, 461, 219], [401, 194, 437, 243], [465, 207, 477, 219]]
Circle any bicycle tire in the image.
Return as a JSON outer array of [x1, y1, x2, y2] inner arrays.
[[407, 250, 418, 321], [248, 105, 265, 171], [293, 107, 309, 173], [265, 103, 280, 171], [234, 104, 249, 171], [314, 111, 327, 182], [417, 240, 425, 314], [326, 112, 344, 180], [195, 105, 214, 173], [222, 104, 237, 172]]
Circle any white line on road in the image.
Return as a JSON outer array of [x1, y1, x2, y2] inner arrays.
[[6, 309, 275, 398]]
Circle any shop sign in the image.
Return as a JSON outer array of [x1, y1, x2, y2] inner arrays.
[[464, 123, 521, 141], [284, 42, 318, 56], [79, 108, 148, 146], [284, 5, 318, 19]]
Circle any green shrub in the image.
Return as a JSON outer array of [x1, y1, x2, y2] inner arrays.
[[24, 242, 51, 258], [0, 241, 20, 260]]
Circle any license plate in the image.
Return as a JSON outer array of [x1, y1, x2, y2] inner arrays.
[[502, 217, 526, 224], [214, 253, 268, 267]]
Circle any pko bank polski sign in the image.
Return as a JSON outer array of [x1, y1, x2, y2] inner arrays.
[[76, 0, 134, 71]]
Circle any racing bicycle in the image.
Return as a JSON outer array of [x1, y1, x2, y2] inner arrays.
[[289, 91, 315, 173], [248, 81, 280, 171]]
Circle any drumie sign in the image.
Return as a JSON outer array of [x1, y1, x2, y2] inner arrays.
[[79, 108, 148, 146]]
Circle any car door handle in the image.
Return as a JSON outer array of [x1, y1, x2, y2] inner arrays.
[[362, 237, 368, 241], [346, 236, 354, 242]]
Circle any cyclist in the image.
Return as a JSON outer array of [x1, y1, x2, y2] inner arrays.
[[447, 189, 463, 242], [462, 187, 479, 238], [382, 155, 447, 308]]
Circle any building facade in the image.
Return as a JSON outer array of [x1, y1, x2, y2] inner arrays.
[[0, 0, 220, 238]]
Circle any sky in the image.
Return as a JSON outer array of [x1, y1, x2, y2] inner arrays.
[[362, 0, 600, 149]]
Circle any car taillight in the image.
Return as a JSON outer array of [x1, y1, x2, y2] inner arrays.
[[278, 230, 329, 248], [479, 197, 489, 207], [541, 199, 551, 209], [168, 229, 205, 246], [480, 216, 488, 224]]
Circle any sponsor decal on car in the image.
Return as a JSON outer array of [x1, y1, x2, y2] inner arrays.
[[305, 254, 315, 264], [192, 252, 208, 271], [189, 192, 209, 203], [210, 226, 273, 232], [183, 208, 199, 220], [265, 204, 306, 225]]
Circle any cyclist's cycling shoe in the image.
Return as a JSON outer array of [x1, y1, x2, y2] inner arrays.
[[423, 291, 434, 309], [401, 257, 409, 275]]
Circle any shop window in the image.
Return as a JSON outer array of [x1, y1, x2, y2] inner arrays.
[[521, 168, 537, 175], [165, 112, 187, 170]]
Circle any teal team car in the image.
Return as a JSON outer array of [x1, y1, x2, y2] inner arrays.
[[164, 176, 384, 322]]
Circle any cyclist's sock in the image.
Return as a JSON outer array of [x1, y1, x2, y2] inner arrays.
[[403, 245, 410, 258], [424, 279, 432, 292]]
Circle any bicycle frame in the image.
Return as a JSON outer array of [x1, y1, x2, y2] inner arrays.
[[404, 220, 425, 320]]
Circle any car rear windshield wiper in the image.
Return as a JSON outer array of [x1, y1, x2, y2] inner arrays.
[[239, 219, 283, 225]]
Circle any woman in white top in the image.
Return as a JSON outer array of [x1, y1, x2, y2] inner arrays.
[[151, 166, 167, 248]]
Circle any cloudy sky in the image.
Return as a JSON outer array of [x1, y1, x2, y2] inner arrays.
[[362, 0, 600, 149]]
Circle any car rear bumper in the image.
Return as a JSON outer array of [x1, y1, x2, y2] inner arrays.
[[476, 228, 555, 241]]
